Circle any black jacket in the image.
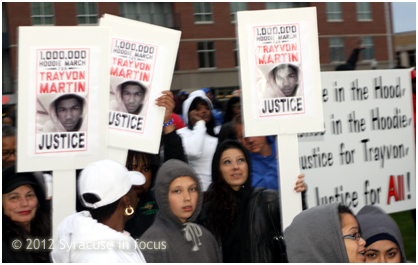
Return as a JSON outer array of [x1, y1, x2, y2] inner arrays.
[[199, 187, 287, 263], [248, 187, 287, 263]]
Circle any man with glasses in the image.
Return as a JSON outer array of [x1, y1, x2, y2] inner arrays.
[[2, 124, 16, 168]]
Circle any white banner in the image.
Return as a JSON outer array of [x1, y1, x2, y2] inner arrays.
[[237, 7, 324, 137], [299, 69, 416, 214], [100, 14, 181, 155], [17, 27, 111, 172]]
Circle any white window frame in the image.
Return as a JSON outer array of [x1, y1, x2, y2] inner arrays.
[[230, 2, 247, 23], [326, 2, 343, 22], [356, 2, 372, 21], [361, 37, 375, 61], [31, 2, 55, 25], [329, 37, 345, 63], [76, 2, 98, 25], [197, 41, 216, 69], [194, 2, 213, 24], [119, 2, 173, 27]]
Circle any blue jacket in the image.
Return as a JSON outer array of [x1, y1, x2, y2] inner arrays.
[[250, 136, 279, 190]]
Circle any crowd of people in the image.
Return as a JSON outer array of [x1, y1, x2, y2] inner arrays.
[[2, 83, 413, 263]]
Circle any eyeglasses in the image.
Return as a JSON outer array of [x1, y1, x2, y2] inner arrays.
[[2, 149, 16, 159], [343, 232, 362, 241]]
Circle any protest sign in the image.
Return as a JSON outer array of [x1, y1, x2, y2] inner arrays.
[[299, 69, 416, 214], [17, 26, 110, 171], [17, 26, 111, 241], [237, 7, 323, 229], [100, 14, 181, 163]]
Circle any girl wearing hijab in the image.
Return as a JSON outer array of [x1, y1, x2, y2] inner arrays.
[[357, 205, 407, 263], [200, 140, 304, 262], [139, 159, 222, 262], [284, 202, 367, 263]]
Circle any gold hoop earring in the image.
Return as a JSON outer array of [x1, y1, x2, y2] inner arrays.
[[124, 205, 134, 216]]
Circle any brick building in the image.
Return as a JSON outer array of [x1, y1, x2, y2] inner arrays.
[[2, 2, 397, 113]]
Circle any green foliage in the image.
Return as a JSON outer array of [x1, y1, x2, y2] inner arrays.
[[390, 210, 416, 262]]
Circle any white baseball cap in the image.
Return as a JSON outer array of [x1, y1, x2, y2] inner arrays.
[[78, 159, 145, 209]]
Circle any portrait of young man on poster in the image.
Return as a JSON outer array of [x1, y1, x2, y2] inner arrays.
[[42, 93, 86, 132], [263, 63, 301, 98], [110, 80, 147, 115]]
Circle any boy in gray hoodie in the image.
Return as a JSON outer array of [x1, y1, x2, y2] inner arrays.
[[139, 159, 222, 262]]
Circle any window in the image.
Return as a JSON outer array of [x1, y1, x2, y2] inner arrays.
[[326, 3, 342, 21], [230, 2, 247, 23], [76, 3, 98, 25], [194, 2, 213, 23], [357, 2, 372, 21], [31, 2, 54, 25], [197, 42, 216, 68], [265, 2, 308, 9], [119, 3, 174, 27], [329, 37, 345, 62], [361, 37, 374, 60]]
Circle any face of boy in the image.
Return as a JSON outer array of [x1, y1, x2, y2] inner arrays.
[[274, 66, 298, 97], [168, 176, 198, 223], [56, 98, 82, 131], [122, 85, 145, 114]]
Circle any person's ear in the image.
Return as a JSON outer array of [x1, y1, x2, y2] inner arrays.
[[122, 195, 130, 207]]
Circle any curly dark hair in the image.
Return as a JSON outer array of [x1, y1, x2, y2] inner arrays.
[[126, 150, 160, 190], [203, 140, 252, 239]]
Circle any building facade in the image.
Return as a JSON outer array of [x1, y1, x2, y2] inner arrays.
[[2, 2, 399, 114]]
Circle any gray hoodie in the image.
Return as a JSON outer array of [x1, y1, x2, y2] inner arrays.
[[284, 202, 350, 262], [357, 205, 407, 263], [139, 159, 222, 262]]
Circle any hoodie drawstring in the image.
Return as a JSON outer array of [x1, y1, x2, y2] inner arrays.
[[183, 222, 202, 251]]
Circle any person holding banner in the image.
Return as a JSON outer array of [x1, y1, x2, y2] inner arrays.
[[110, 80, 147, 115], [357, 205, 407, 263], [177, 90, 220, 191], [199, 140, 304, 262], [2, 166, 51, 263], [42, 93, 86, 132], [139, 159, 222, 263], [51, 160, 146, 263], [284, 202, 366, 263]]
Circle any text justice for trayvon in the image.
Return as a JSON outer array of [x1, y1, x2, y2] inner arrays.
[[298, 76, 413, 207]]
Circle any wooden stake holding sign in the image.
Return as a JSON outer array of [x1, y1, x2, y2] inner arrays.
[[237, 7, 324, 229], [17, 26, 111, 242]]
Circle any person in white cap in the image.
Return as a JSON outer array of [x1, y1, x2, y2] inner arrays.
[[50, 159, 147, 263]]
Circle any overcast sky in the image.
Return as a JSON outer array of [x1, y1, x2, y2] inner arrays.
[[392, 2, 416, 33]]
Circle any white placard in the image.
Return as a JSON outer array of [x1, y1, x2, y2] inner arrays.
[[100, 14, 181, 156], [299, 69, 416, 214], [237, 7, 324, 136], [17, 26, 111, 172]]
